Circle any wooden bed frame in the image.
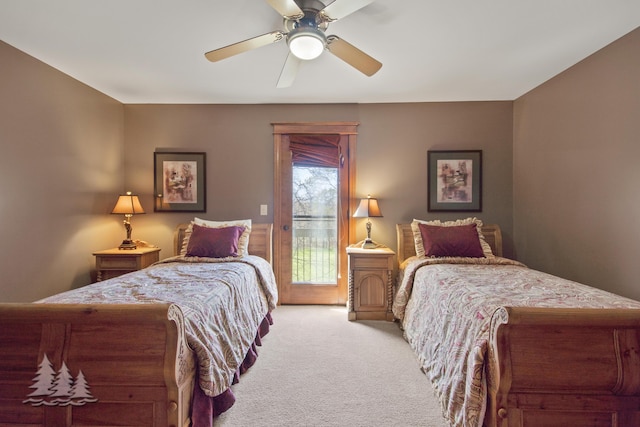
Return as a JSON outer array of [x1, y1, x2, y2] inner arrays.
[[0, 223, 273, 427], [396, 223, 640, 427]]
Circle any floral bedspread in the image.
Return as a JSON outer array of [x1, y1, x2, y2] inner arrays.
[[39, 255, 278, 397], [393, 256, 640, 427]]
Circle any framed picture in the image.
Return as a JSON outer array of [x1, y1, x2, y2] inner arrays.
[[428, 150, 482, 212], [154, 152, 206, 212]]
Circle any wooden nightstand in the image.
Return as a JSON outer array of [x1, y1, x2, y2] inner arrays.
[[346, 247, 395, 321], [93, 247, 161, 282]]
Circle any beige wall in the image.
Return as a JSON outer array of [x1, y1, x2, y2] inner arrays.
[[357, 102, 514, 255], [513, 27, 640, 300], [3, 26, 637, 303], [0, 41, 125, 302], [0, 39, 514, 303], [124, 102, 514, 261]]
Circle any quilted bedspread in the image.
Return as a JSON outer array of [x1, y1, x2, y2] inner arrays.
[[39, 255, 278, 397], [393, 256, 640, 427]]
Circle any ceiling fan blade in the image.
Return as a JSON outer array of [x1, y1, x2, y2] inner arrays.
[[277, 53, 302, 88], [326, 36, 382, 76], [321, 0, 375, 21], [266, 0, 304, 19], [205, 31, 285, 62]]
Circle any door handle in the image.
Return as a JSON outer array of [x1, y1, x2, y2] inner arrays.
[[283, 224, 290, 231]]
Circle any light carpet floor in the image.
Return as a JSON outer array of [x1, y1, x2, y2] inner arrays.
[[216, 305, 448, 427]]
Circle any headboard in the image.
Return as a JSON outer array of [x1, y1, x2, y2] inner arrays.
[[395, 223, 503, 264], [173, 223, 274, 264]]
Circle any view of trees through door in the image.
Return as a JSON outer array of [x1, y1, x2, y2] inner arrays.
[[292, 166, 338, 285]]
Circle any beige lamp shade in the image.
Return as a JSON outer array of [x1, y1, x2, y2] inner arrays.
[[353, 196, 382, 218], [111, 192, 145, 215]]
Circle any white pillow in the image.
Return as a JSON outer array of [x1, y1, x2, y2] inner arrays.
[[411, 217, 494, 258], [180, 218, 252, 257]]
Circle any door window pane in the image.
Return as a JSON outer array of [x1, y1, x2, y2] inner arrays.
[[292, 166, 338, 285]]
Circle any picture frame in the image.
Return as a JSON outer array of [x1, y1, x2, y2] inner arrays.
[[154, 152, 206, 212], [428, 150, 482, 212]]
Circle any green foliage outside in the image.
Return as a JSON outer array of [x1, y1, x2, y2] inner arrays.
[[292, 166, 338, 284]]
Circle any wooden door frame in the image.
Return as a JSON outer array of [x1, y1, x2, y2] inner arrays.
[[273, 122, 358, 305]]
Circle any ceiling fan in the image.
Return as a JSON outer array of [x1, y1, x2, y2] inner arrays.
[[204, 0, 382, 88]]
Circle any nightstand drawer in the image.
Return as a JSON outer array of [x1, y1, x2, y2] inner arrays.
[[350, 256, 392, 269], [97, 256, 138, 269]]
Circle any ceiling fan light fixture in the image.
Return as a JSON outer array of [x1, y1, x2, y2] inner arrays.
[[287, 28, 326, 60]]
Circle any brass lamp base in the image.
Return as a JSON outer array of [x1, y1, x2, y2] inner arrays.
[[118, 239, 137, 250], [361, 239, 377, 249], [118, 215, 137, 249]]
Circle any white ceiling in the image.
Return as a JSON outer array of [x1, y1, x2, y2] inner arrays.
[[1, 0, 638, 104]]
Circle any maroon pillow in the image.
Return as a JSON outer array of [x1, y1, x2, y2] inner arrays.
[[418, 223, 485, 258], [186, 224, 245, 258]]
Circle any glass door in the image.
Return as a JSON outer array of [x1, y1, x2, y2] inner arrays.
[[273, 123, 358, 305]]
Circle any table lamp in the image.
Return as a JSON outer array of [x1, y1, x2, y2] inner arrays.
[[353, 194, 383, 249], [111, 192, 145, 249]]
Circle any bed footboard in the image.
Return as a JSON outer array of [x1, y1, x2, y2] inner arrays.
[[0, 303, 195, 427], [486, 307, 640, 427]]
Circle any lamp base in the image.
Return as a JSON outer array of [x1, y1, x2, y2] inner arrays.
[[118, 239, 137, 250], [361, 239, 377, 249]]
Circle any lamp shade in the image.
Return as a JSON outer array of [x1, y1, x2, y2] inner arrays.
[[353, 195, 382, 218], [111, 192, 145, 215]]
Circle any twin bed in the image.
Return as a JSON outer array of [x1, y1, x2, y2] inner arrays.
[[0, 221, 277, 427], [394, 219, 640, 427]]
